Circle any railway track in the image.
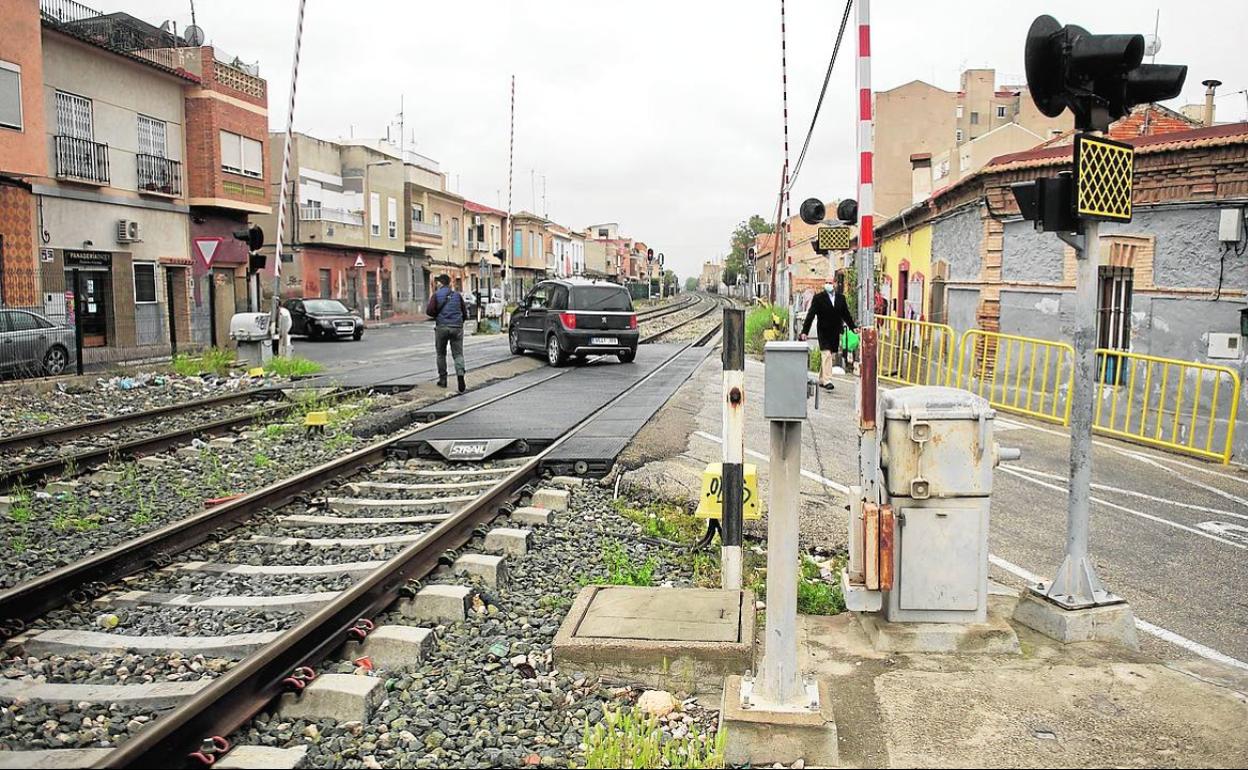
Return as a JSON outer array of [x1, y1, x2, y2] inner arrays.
[[642, 292, 733, 343], [0, 302, 725, 769]]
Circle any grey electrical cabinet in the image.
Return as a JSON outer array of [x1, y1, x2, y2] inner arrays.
[[879, 386, 1014, 624], [763, 341, 810, 421]]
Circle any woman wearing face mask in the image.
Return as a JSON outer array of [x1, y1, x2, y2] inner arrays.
[[799, 278, 856, 391]]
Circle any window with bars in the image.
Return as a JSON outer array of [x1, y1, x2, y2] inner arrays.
[[412, 204, 424, 224], [137, 115, 166, 157], [55, 91, 93, 138], [388, 197, 398, 238], [996, 105, 1007, 119]]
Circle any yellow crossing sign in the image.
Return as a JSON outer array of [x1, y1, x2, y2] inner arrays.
[[695, 462, 762, 520], [1074, 133, 1134, 222], [817, 226, 853, 252]]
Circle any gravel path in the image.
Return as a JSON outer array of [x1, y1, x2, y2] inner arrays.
[[0, 701, 161, 751], [231, 483, 720, 769]]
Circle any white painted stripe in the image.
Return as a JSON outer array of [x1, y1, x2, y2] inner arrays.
[[693, 431, 851, 493], [990, 555, 1248, 672], [690, 436, 1248, 672], [998, 466, 1247, 550], [1124, 453, 1248, 509], [1007, 464, 1248, 521]]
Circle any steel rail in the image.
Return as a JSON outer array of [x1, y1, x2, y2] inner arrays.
[[640, 294, 722, 343], [0, 371, 566, 639], [101, 327, 723, 769], [0, 387, 282, 454], [0, 386, 376, 491], [635, 293, 698, 322]]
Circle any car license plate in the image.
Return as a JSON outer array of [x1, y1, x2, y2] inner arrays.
[[591, 337, 618, 346]]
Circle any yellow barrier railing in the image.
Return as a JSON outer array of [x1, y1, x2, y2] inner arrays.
[[956, 329, 1075, 425], [1092, 350, 1241, 463], [876, 316, 957, 387]]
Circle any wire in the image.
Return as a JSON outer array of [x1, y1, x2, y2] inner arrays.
[[787, 0, 855, 192]]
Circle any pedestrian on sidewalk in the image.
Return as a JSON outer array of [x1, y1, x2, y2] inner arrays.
[[800, 278, 856, 391], [426, 273, 467, 392]]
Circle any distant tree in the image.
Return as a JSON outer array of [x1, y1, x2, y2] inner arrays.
[[725, 214, 774, 288], [685, 277, 698, 291]]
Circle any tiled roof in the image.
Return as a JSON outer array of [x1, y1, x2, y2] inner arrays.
[[463, 200, 507, 217], [986, 121, 1248, 171]]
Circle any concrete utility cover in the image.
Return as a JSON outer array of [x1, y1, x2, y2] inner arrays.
[[577, 587, 742, 642]]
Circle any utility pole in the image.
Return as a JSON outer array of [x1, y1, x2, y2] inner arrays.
[[504, 75, 515, 319], [271, 0, 308, 358]]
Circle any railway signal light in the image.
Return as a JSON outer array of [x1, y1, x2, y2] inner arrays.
[[1011, 173, 1078, 233], [1025, 14, 1187, 132], [233, 224, 266, 273], [799, 198, 826, 226], [836, 199, 858, 224]]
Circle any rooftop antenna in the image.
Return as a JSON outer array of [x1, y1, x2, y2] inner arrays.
[[1144, 10, 1161, 63]]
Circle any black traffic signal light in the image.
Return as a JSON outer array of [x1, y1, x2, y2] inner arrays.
[[799, 198, 826, 225], [1011, 173, 1078, 234], [233, 224, 265, 273], [494, 249, 506, 261], [835, 199, 858, 224], [646, 248, 654, 263], [1025, 15, 1187, 132]]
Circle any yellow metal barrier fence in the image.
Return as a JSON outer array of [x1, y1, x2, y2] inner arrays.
[[956, 329, 1075, 425], [1092, 350, 1241, 463], [875, 316, 957, 387]]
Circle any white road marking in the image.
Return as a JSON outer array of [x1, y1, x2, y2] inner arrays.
[[1007, 465, 1248, 521], [692, 431, 852, 494], [988, 555, 1248, 672], [1123, 452, 1248, 509], [993, 418, 1026, 432], [692, 431, 1248, 672], [1197, 521, 1248, 545], [998, 466, 1247, 550]]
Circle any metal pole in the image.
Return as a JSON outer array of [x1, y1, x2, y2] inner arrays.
[[72, 268, 84, 376], [503, 75, 514, 325], [721, 308, 746, 590], [207, 271, 217, 349], [271, 0, 308, 358], [1038, 215, 1116, 608], [855, 0, 881, 503], [165, 268, 178, 358], [758, 419, 804, 706]]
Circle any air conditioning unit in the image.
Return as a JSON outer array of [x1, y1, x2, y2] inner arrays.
[[116, 219, 142, 243]]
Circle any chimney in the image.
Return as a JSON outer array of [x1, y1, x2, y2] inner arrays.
[[1202, 79, 1221, 126], [910, 153, 933, 204]]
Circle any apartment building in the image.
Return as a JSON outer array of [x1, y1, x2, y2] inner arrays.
[[569, 229, 586, 277], [874, 69, 1071, 218], [34, 7, 197, 362], [255, 133, 404, 320], [463, 199, 505, 298], [547, 223, 572, 278], [509, 210, 548, 297], [402, 150, 464, 313]]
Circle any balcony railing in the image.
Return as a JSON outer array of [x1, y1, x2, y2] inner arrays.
[[468, 241, 491, 253], [54, 135, 110, 184], [136, 154, 182, 196], [299, 206, 364, 226], [410, 221, 443, 237]]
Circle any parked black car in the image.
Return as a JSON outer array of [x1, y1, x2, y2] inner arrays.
[[509, 279, 638, 366], [283, 298, 364, 341]]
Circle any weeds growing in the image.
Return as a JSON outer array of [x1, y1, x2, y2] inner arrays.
[[581, 705, 724, 769]]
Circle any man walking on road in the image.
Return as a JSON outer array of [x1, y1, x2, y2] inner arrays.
[[426, 273, 468, 392], [800, 278, 856, 391]]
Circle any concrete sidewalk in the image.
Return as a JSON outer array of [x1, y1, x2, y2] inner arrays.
[[619, 352, 1248, 767]]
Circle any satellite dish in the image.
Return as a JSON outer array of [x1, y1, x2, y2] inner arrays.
[[1143, 34, 1162, 58], [1024, 15, 1068, 119], [185, 24, 205, 47], [799, 198, 826, 226]]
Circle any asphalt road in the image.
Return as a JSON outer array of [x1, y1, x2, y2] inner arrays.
[[293, 323, 514, 387]]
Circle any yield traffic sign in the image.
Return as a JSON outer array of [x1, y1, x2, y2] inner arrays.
[[193, 237, 223, 269]]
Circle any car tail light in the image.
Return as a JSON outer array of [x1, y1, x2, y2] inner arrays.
[[628, 314, 638, 329], [559, 312, 577, 329]]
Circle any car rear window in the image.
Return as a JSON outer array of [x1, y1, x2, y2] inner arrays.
[[571, 287, 632, 312]]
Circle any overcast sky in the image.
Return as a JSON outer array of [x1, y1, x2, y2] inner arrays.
[[122, 0, 1247, 280]]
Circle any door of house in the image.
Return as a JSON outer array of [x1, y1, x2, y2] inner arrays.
[[380, 273, 392, 315], [70, 270, 109, 347], [318, 269, 331, 299], [366, 271, 379, 319], [1097, 266, 1133, 384], [346, 272, 359, 312]]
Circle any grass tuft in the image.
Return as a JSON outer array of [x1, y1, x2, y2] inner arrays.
[[171, 348, 237, 377], [582, 541, 658, 587], [581, 705, 724, 769], [264, 356, 324, 378]]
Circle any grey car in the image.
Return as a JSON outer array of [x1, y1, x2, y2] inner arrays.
[[0, 309, 76, 377]]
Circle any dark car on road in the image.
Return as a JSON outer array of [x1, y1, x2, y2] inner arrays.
[[0, 309, 75, 377], [509, 278, 638, 366], [283, 298, 364, 341]]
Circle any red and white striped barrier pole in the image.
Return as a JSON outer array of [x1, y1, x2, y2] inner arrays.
[[855, 0, 881, 503], [272, 0, 308, 357]]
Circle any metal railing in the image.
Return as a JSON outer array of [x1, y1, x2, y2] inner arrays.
[[875, 315, 958, 387], [957, 329, 1075, 425], [299, 206, 364, 226], [40, 0, 101, 24], [1092, 350, 1241, 463], [410, 221, 442, 237], [53, 135, 110, 184], [136, 154, 182, 196]]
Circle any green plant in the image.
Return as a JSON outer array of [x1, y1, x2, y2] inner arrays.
[[584, 541, 658, 587], [264, 356, 324, 378], [691, 551, 720, 588], [538, 593, 572, 611], [581, 705, 725, 769], [745, 304, 788, 355], [796, 556, 846, 616], [809, 346, 821, 373], [172, 348, 236, 377], [9, 536, 27, 554], [262, 422, 293, 440], [614, 499, 704, 544], [252, 452, 271, 469]]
